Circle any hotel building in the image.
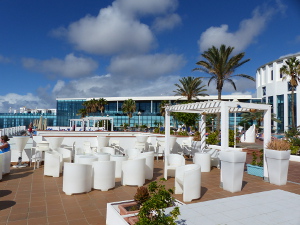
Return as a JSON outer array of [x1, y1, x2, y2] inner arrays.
[[256, 53, 300, 133]]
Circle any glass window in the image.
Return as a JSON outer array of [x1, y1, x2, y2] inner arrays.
[[262, 86, 266, 96], [271, 70, 273, 80], [277, 95, 284, 133]]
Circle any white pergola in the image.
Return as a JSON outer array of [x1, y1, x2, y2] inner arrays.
[[164, 100, 272, 180], [69, 116, 114, 131]]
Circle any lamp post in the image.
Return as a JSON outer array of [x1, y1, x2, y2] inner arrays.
[[106, 115, 109, 131], [138, 111, 141, 131]]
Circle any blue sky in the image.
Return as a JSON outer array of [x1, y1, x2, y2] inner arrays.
[[0, 0, 299, 112]]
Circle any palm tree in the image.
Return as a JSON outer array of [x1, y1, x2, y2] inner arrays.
[[97, 98, 108, 116], [193, 44, 254, 100], [159, 100, 169, 118], [173, 76, 208, 101], [241, 111, 281, 133], [77, 108, 88, 118], [122, 99, 136, 127], [82, 98, 98, 115], [280, 57, 300, 129]]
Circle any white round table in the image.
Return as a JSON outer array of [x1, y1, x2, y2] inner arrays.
[[94, 152, 111, 161], [77, 155, 97, 165], [193, 152, 211, 172], [110, 155, 128, 178]]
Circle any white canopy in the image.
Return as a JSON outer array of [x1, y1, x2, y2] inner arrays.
[[164, 100, 272, 180], [69, 116, 114, 131]]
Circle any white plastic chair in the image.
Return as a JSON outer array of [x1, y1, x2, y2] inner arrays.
[[0, 154, 3, 180], [63, 162, 93, 195], [101, 147, 115, 155], [155, 139, 165, 161], [83, 141, 93, 154], [1, 151, 11, 175], [30, 141, 50, 169], [110, 140, 122, 154], [134, 142, 146, 152], [44, 151, 61, 177], [92, 161, 116, 191], [110, 155, 128, 178], [121, 158, 145, 187], [181, 139, 192, 157], [175, 164, 201, 202], [125, 148, 141, 160], [138, 152, 154, 180], [57, 147, 72, 164], [164, 154, 185, 179]]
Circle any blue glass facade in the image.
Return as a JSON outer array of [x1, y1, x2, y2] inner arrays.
[[0, 112, 56, 128], [56, 99, 177, 128]]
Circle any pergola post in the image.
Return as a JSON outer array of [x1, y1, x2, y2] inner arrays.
[[165, 110, 171, 156], [263, 105, 272, 181], [200, 114, 206, 152], [220, 102, 229, 151], [111, 118, 114, 131]]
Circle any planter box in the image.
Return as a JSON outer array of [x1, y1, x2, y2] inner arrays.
[[118, 200, 140, 216], [265, 149, 291, 185], [219, 151, 246, 193], [246, 164, 263, 177], [106, 199, 185, 225]]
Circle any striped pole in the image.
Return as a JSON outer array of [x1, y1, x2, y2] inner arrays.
[[200, 113, 206, 152]]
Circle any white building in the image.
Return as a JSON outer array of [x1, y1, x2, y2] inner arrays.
[[256, 53, 300, 132]]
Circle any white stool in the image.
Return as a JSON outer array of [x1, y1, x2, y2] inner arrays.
[[193, 152, 211, 172]]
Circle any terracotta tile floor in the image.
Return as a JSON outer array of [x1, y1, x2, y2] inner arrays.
[[0, 155, 300, 225]]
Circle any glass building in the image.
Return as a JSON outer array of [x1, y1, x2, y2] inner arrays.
[[0, 95, 260, 129], [0, 108, 57, 128], [56, 96, 258, 129]]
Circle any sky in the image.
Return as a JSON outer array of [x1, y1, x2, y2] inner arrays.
[[0, 0, 300, 112]]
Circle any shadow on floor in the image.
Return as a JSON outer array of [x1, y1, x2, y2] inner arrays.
[[0, 201, 16, 210]]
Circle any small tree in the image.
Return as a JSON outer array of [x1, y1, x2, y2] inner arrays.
[[136, 179, 180, 225]]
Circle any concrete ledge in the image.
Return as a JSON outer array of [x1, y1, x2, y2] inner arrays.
[[290, 155, 300, 162]]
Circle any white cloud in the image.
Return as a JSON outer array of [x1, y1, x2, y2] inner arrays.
[[279, 52, 300, 59], [198, 4, 276, 53], [0, 55, 11, 63], [152, 13, 182, 32], [50, 72, 180, 98], [51, 0, 180, 55], [22, 53, 98, 78], [0, 93, 52, 113], [203, 77, 256, 96], [115, 0, 178, 16], [108, 53, 186, 78]]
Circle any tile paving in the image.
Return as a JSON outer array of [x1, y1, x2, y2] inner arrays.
[[0, 149, 300, 225]]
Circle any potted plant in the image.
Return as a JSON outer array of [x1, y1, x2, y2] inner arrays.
[[246, 149, 264, 177], [265, 139, 291, 185], [117, 179, 181, 225], [136, 179, 180, 225], [118, 186, 150, 216]]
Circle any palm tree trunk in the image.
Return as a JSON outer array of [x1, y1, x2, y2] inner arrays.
[[291, 89, 295, 129]]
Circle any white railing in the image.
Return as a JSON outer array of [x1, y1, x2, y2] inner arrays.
[[0, 126, 27, 137]]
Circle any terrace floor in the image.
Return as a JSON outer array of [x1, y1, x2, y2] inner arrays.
[[0, 150, 300, 225]]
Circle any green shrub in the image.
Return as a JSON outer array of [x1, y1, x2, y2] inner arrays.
[[177, 131, 188, 136], [206, 131, 219, 145], [251, 149, 263, 167], [290, 145, 299, 155], [137, 179, 180, 225]]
